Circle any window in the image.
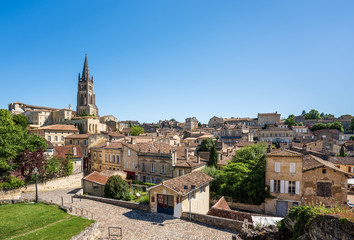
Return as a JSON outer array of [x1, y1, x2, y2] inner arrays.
[[317, 182, 331, 197], [126, 161, 129, 169], [275, 162, 280, 173], [142, 163, 146, 171], [178, 169, 183, 177], [128, 149, 131, 156], [200, 185, 205, 193], [161, 165, 165, 174], [69, 140, 73, 144], [293, 202, 299, 207], [48, 136, 51, 141], [151, 163, 155, 173], [61, 136, 64, 141], [288, 181, 296, 194], [77, 140, 80, 145], [274, 180, 281, 193], [113, 155, 115, 163], [105, 155, 107, 162], [322, 169, 326, 174], [55, 136, 58, 141], [289, 163, 296, 173], [116, 155, 119, 163], [83, 140, 87, 145], [132, 162, 135, 169]]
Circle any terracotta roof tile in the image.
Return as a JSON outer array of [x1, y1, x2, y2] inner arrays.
[[328, 156, 354, 166], [83, 171, 109, 185], [37, 124, 79, 131], [303, 155, 353, 176], [160, 171, 213, 196], [266, 149, 303, 157], [54, 145, 83, 158]]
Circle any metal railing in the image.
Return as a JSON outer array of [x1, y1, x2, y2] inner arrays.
[[108, 227, 122, 240]]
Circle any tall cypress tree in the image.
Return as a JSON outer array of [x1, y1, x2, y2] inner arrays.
[[208, 145, 218, 168]]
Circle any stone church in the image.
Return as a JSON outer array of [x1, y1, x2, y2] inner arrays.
[[76, 54, 99, 117]]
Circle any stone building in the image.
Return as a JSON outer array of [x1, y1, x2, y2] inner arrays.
[[91, 142, 123, 172], [258, 112, 281, 127], [185, 117, 198, 131], [328, 156, 354, 174], [29, 124, 79, 146], [65, 133, 109, 157], [208, 116, 224, 129], [265, 150, 303, 216], [76, 55, 99, 116], [148, 171, 213, 217], [258, 128, 294, 143], [65, 117, 106, 134], [302, 155, 351, 206]]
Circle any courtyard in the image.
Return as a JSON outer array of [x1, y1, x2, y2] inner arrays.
[[22, 188, 235, 240]]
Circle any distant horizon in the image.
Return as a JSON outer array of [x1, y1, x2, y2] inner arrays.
[[1, 1, 353, 123]]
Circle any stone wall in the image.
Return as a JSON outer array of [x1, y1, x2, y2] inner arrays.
[[181, 212, 244, 232], [0, 188, 24, 200], [71, 222, 100, 240], [300, 215, 354, 240], [210, 199, 265, 214], [75, 194, 149, 212], [207, 207, 254, 223], [24, 173, 83, 193]]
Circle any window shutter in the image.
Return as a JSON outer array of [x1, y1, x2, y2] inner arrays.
[[285, 181, 289, 194], [290, 163, 296, 173], [275, 162, 280, 173], [280, 180, 285, 193], [349, 166, 352, 173], [295, 181, 300, 195], [270, 180, 274, 192]]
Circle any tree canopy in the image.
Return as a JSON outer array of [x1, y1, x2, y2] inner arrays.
[[104, 175, 130, 200], [0, 109, 47, 176], [285, 114, 297, 127], [311, 122, 344, 132], [130, 125, 145, 136], [305, 109, 321, 120], [203, 142, 271, 205], [199, 138, 215, 152]]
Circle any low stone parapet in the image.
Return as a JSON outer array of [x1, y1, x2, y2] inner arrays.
[[182, 211, 244, 232], [74, 194, 149, 212], [71, 222, 100, 240]]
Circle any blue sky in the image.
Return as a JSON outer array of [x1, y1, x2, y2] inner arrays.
[[1, 1, 353, 123]]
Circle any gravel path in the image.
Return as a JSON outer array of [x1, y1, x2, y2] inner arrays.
[[22, 188, 235, 240]]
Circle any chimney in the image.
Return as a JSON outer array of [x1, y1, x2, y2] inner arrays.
[[185, 148, 189, 161], [197, 155, 200, 164], [267, 144, 271, 153], [172, 150, 177, 166], [131, 137, 136, 144]]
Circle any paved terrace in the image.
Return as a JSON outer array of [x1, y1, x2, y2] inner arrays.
[[22, 188, 235, 240]]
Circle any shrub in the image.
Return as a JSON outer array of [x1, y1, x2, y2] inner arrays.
[[104, 175, 130, 200], [137, 194, 149, 204], [0, 177, 25, 191]]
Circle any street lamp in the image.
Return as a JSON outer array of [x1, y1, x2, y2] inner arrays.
[[34, 167, 38, 203]]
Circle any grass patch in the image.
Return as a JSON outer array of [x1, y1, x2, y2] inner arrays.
[[13, 216, 94, 240], [0, 203, 94, 240]]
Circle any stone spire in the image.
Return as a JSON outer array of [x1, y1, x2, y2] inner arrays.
[[81, 54, 90, 81]]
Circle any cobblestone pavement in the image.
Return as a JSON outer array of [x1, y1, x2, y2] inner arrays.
[[22, 188, 236, 240]]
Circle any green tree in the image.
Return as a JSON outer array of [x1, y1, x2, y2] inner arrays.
[[350, 136, 354, 141], [285, 114, 297, 127], [350, 117, 354, 132], [305, 109, 321, 120], [301, 110, 306, 116], [12, 114, 29, 129], [198, 122, 202, 127], [208, 145, 218, 168], [0, 109, 47, 177], [130, 125, 145, 136], [170, 118, 176, 122], [339, 145, 347, 157], [311, 123, 328, 132], [299, 122, 303, 126], [199, 138, 215, 152], [80, 111, 89, 117], [104, 175, 130, 200], [328, 122, 344, 132]]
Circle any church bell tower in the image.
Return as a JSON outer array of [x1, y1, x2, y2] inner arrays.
[[76, 54, 99, 116]]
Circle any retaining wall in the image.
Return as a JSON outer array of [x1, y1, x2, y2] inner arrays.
[[24, 173, 83, 192], [181, 212, 244, 232], [71, 222, 100, 240], [75, 194, 149, 212], [210, 198, 265, 214]]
